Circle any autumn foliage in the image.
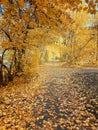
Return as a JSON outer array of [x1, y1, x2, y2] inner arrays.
[[0, 0, 98, 82]]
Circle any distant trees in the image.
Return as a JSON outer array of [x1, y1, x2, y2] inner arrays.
[[60, 11, 98, 65]]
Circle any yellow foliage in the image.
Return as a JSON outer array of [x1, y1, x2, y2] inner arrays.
[[0, 0, 97, 77], [22, 46, 40, 77]]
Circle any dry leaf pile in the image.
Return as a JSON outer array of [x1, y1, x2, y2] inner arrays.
[[0, 64, 98, 130]]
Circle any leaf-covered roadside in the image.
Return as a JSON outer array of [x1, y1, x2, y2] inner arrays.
[[0, 64, 98, 130]]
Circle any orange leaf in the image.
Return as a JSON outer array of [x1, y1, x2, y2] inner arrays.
[[0, 0, 8, 6]]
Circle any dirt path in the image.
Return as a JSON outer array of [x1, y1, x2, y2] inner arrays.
[[0, 63, 98, 130]]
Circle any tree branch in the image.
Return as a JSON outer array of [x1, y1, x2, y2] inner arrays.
[[1, 29, 12, 42]]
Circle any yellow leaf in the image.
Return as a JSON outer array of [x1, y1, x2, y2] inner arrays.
[[23, 13, 29, 22], [76, 119, 81, 124], [26, 8, 31, 13], [43, 8, 47, 14], [18, 0, 24, 8], [0, 126, 6, 130], [1, 43, 8, 49]]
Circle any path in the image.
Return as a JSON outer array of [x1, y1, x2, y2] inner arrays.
[[0, 63, 98, 130]]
